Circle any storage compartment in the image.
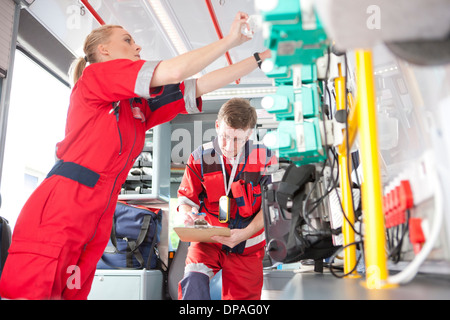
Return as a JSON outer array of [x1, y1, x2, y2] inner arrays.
[[88, 269, 163, 300]]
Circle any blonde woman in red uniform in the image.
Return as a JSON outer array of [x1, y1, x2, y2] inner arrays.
[[0, 12, 270, 300]]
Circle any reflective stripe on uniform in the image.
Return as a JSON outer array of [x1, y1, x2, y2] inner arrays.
[[245, 232, 265, 248], [184, 262, 214, 279]]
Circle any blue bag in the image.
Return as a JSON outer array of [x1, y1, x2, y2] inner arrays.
[[97, 201, 162, 269]]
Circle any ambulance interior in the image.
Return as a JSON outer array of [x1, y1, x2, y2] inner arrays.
[[0, 0, 450, 300]]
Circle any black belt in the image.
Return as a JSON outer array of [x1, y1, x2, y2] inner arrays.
[[46, 160, 100, 188]]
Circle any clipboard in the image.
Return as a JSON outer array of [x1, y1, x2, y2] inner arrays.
[[174, 226, 231, 243]]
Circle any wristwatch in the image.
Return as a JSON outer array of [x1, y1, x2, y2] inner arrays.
[[253, 52, 262, 69]]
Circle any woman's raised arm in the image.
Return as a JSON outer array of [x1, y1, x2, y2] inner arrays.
[[195, 50, 271, 97], [150, 12, 252, 87]]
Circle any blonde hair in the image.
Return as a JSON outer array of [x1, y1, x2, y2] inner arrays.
[[69, 25, 123, 85], [218, 98, 257, 130]]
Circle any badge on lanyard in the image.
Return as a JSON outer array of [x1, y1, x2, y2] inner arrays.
[[218, 150, 242, 223], [219, 195, 230, 223]]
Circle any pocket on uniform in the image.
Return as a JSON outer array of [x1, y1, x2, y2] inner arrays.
[[251, 184, 262, 205], [6, 239, 63, 299]]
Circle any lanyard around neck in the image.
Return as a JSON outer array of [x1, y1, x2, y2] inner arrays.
[[219, 149, 242, 196]]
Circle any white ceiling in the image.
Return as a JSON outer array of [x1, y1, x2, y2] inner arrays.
[[27, 0, 272, 89]]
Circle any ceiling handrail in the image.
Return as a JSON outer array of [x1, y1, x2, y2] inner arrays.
[[204, 0, 240, 84], [80, 0, 106, 25]]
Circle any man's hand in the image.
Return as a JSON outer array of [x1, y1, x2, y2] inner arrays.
[[211, 209, 264, 248], [211, 228, 252, 248], [180, 205, 203, 227]]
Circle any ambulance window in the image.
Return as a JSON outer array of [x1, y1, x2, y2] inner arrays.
[[0, 50, 70, 229]]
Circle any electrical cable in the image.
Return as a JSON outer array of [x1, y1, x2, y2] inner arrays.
[[302, 156, 329, 231], [298, 47, 365, 277], [387, 161, 443, 284], [330, 52, 365, 278], [387, 210, 410, 263], [328, 240, 364, 278], [302, 46, 338, 231]]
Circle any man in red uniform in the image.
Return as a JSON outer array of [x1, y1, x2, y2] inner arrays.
[[0, 14, 271, 299], [177, 98, 278, 300]]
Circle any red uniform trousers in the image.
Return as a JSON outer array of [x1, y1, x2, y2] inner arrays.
[[178, 242, 265, 300]]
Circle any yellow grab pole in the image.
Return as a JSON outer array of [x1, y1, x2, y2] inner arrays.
[[335, 64, 359, 278], [338, 93, 357, 155], [355, 50, 392, 289]]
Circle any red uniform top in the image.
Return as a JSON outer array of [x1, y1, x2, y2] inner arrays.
[[178, 138, 277, 254], [54, 59, 202, 213], [58, 59, 201, 176]]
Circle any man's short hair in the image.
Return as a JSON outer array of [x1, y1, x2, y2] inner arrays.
[[217, 98, 257, 130]]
